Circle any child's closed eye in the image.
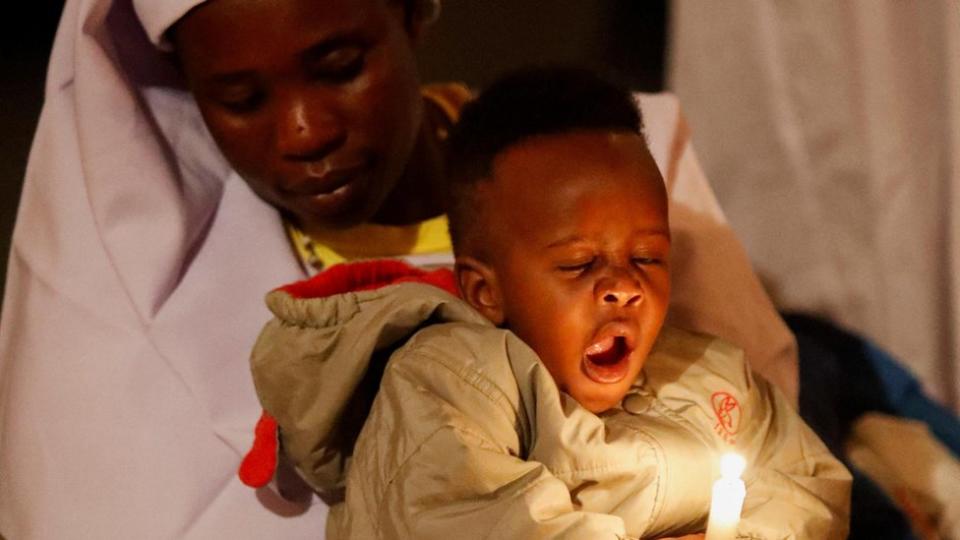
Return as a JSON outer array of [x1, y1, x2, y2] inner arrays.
[[632, 256, 662, 266], [556, 258, 596, 274]]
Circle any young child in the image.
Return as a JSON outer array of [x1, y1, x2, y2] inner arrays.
[[249, 67, 851, 539]]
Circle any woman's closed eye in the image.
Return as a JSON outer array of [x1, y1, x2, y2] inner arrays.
[[307, 47, 366, 83], [216, 88, 265, 114], [202, 77, 266, 114]]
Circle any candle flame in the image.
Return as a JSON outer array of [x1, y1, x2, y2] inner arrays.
[[719, 452, 746, 479]]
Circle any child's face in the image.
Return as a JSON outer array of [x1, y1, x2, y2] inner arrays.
[[473, 130, 671, 413]]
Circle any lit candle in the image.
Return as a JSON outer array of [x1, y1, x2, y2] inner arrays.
[[705, 452, 746, 540]]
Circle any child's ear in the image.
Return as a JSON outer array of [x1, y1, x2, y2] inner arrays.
[[454, 256, 505, 325]]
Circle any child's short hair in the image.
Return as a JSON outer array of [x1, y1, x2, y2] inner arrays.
[[446, 67, 644, 255]]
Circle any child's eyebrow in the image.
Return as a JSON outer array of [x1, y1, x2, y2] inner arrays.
[[545, 235, 587, 249], [636, 229, 671, 240], [545, 229, 670, 249]]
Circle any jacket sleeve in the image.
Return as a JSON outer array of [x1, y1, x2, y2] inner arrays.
[[735, 366, 852, 540], [337, 328, 632, 540]]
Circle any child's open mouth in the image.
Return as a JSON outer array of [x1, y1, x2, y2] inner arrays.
[[582, 334, 633, 384]]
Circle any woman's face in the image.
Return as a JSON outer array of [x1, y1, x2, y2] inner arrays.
[[174, 0, 424, 229]]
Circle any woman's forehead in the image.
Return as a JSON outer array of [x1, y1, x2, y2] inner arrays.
[[171, 0, 404, 77], [135, 0, 400, 50]]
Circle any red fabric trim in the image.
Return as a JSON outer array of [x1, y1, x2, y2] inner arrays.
[[238, 412, 279, 488], [279, 259, 459, 299]]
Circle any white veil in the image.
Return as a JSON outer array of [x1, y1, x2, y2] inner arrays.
[[0, 0, 320, 536]]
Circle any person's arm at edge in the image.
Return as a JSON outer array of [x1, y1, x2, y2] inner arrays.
[[736, 361, 852, 539]]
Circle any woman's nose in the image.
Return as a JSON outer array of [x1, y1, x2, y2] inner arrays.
[[276, 96, 346, 160], [595, 270, 643, 307]]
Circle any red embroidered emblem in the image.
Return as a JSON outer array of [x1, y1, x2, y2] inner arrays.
[[711, 391, 741, 444]]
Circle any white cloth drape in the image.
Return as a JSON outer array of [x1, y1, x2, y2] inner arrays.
[[0, 0, 325, 536], [670, 0, 960, 410]]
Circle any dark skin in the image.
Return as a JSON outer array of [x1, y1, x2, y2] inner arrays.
[[173, 0, 447, 233], [457, 130, 673, 414]]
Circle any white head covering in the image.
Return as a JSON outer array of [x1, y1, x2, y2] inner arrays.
[[132, 0, 205, 48], [0, 0, 322, 536], [0, 0, 797, 537], [132, 0, 443, 50]]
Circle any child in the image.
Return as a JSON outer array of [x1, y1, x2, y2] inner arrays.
[[249, 67, 851, 539]]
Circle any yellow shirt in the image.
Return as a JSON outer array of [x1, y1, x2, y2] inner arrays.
[[286, 83, 470, 273]]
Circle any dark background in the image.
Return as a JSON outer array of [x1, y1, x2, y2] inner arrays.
[[0, 1, 667, 301], [1, 1, 65, 301]]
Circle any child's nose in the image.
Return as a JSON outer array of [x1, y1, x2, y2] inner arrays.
[[595, 271, 643, 307]]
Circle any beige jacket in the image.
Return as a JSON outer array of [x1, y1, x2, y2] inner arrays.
[[252, 283, 850, 539]]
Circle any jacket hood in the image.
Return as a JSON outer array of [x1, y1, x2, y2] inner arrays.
[[251, 278, 489, 497]]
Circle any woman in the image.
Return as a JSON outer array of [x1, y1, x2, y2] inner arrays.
[[0, 0, 798, 537]]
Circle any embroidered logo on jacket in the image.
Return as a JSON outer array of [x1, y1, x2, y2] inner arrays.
[[711, 391, 741, 444]]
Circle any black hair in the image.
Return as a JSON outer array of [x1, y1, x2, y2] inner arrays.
[[403, 0, 415, 21], [445, 66, 644, 255], [399, 0, 437, 29]]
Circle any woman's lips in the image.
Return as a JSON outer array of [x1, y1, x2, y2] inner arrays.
[[282, 162, 368, 216], [301, 178, 360, 218], [582, 333, 634, 384], [289, 163, 364, 197]]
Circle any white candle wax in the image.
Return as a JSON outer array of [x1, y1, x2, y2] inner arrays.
[[705, 452, 746, 540]]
